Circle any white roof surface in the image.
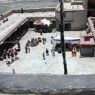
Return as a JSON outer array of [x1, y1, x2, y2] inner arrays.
[[0, 12, 55, 43], [56, 2, 84, 12], [0, 14, 27, 43]]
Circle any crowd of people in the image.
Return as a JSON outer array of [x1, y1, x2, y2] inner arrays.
[[25, 37, 47, 53], [24, 35, 55, 62], [25, 37, 41, 53], [3, 48, 18, 63], [2, 40, 21, 65]]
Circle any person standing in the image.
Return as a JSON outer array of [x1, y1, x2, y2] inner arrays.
[[27, 45, 30, 53], [10, 49, 14, 62], [46, 48, 49, 56], [42, 52, 45, 60], [3, 49, 7, 60], [17, 40, 21, 51], [51, 36, 53, 44], [13, 68, 15, 74], [14, 48, 18, 60], [51, 48, 55, 57], [42, 37, 45, 45], [25, 45, 28, 53], [6, 48, 11, 58]]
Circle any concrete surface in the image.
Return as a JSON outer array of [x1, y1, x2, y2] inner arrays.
[[0, 74, 95, 94]]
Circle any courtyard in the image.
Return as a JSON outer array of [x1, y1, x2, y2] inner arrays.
[[0, 29, 95, 75]]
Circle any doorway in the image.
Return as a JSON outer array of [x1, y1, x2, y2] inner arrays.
[[65, 23, 71, 31]]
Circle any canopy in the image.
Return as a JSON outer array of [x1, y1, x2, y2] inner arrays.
[[53, 34, 80, 44]]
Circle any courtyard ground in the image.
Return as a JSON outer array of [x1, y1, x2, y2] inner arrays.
[[0, 29, 95, 75]]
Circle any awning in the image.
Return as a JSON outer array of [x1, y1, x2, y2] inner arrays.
[[53, 35, 80, 44]]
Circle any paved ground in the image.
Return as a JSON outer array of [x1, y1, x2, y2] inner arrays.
[[0, 29, 95, 75]]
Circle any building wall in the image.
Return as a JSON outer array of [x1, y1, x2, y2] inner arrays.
[[55, 10, 87, 30], [55, 0, 87, 31], [80, 47, 94, 57], [71, 10, 87, 30]]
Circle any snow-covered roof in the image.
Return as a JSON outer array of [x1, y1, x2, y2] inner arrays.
[[0, 12, 55, 43]]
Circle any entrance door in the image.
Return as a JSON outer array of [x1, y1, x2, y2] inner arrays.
[[65, 23, 71, 31]]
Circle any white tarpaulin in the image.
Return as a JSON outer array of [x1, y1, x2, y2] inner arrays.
[[41, 18, 51, 26], [53, 34, 80, 44], [34, 18, 51, 26]]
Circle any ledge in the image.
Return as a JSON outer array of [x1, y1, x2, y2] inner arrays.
[[0, 74, 95, 94]]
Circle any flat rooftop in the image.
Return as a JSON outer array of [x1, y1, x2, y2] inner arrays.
[[0, 12, 55, 43], [56, 2, 84, 12], [0, 0, 58, 14]]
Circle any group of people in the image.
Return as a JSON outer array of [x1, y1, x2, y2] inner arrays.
[[3, 48, 18, 63], [25, 37, 47, 53], [25, 37, 40, 53], [31, 37, 39, 47], [42, 47, 55, 60], [64, 42, 78, 57], [42, 48, 49, 60]]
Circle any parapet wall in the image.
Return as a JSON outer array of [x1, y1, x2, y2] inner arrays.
[[12, 8, 55, 13], [0, 9, 13, 21], [0, 74, 95, 94], [0, 7, 55, 21]]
